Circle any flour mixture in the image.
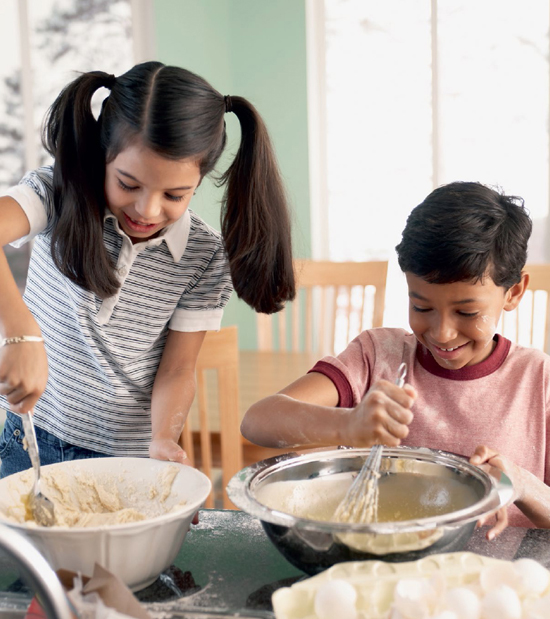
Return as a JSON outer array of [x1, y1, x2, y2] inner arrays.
[[1, 463, 186, 527], [256, 471, 479, 523]]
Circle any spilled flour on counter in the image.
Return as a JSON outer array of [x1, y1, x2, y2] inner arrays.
[[1, 464, 186, 527]]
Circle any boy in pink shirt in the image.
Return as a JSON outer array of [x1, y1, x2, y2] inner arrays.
[[242, 181, 550, 538]]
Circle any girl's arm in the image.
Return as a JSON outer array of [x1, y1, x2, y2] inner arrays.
[[470, 445, 550, 535], [241, 372, 416, 449], [149, 328, 206, 465], [0, 197, 48, 414]]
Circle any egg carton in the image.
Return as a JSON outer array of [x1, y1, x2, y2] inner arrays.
[[271, 551, 550, 619]]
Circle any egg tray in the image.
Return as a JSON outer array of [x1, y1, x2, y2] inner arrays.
[[271, 551, 550, 619]]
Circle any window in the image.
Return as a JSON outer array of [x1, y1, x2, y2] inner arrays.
[[0, 0, 147, 291], [308, 0, 550, 336]]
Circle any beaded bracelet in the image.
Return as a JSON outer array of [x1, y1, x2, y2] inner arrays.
[[0, 336, 44, 347]]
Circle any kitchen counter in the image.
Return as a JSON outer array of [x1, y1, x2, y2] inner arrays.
[[1, 509, 550, 618]]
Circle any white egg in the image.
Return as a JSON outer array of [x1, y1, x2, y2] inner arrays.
[[272, 588, 307, 615], [523, 593, 550, 619], [513, 558, 550, 596], [391, 599, 430, 619], [429, 572, 447, 598], [479, 563, 520, 593], [444, 587, 481, 619], [392, 578, 436, 619], [313, 579, 358, 619], [394, 577, 438, 604], [481, 585, 522, 619]]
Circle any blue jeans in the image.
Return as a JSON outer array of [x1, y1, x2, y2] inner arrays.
[[0, 411, 111, 478]]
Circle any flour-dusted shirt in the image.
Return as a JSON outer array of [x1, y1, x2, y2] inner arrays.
[[1, 166, 233, 456], [310, 327, 550, 527]]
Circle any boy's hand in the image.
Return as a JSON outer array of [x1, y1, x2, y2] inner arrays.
[[0, 341, 48, 414], [470, 445, 519, 540], [343, 380, 416, 447]]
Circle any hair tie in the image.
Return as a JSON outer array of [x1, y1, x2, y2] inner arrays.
[[224, 95, 233, 114], [105, 73, 116, 89]]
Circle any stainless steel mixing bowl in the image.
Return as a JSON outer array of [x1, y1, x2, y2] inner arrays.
[[227, 446, 514, 575]]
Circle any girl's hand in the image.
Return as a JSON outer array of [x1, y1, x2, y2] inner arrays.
[[149, 437, 192, 466], [0, 340, 48, 414], [470, 445, 519, 540], [342, 380, 416, 447], [149, 438, 200, 523]]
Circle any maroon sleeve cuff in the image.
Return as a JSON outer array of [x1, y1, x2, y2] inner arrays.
[[308, 360, 355, 408]]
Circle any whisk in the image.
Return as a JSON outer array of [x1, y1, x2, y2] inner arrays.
[[333, 362, 407, 524]]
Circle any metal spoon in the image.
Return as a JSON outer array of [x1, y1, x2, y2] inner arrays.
[[20, 412, 55, 527]]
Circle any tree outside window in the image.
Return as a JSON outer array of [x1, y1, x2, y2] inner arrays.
[[1, 0, 134, 291]]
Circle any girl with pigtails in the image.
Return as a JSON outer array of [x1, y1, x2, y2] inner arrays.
[[0, 61, 295, 476]]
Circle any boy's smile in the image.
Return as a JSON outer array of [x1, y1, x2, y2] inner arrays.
[[405, 272, 527, 369]]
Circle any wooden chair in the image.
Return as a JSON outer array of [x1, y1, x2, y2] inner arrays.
[[498, 264, 550, 354], [257, 259, 388, 355], [179, 326, 243, 509]]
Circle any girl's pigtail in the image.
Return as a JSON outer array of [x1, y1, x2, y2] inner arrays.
[[42, 71, 119, 298], [219, 97, 295, 314]]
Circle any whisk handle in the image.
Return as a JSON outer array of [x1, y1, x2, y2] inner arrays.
[[396, 362, 407, 388]]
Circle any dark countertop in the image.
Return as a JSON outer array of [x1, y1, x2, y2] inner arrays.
[[1, 509, 550, 618]]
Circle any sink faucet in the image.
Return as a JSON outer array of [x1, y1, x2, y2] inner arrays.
[[0, 523, 73, 619]]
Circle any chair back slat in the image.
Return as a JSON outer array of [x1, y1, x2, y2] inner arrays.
[[305, 288, 313, 352], [257, 260, 388, 355], [181, 422, 194, 467], [497, 264, 550, 354], [217, 362, 242, 504], [292, 298, 300, 352], [178, 326, 242, 509], [196, 371, 213, 507]]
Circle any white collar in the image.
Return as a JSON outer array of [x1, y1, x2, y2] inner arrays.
[[104, 209, 191, 262]]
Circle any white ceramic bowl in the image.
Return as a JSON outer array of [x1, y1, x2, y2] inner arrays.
[[0, 457, 211, 590]]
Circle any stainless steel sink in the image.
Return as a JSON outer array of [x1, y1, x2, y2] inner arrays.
[[0, 524, 72, 619], [0, 609, 26, 618], [0, 595, 29, 619]]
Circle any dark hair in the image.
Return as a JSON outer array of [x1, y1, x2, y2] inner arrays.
[[42, 61, 295, 313], [395, 181, 532, 289]]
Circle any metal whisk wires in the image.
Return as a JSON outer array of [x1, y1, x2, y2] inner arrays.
[[333, 362, 408, 524], [333, 444, 383, 523]]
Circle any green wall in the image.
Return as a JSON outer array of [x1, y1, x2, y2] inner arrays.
[[153, 0, 311, 349]]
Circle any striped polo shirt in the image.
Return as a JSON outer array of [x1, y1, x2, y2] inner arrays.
[[1, 166, 233, 456]]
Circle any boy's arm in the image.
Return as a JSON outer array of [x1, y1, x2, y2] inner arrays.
[[0, 196, 48, 414], [241, 372, 416, 448], [241, 372, 345, 448], [149, 329, 206, 465], [514, 469, 550, 526]]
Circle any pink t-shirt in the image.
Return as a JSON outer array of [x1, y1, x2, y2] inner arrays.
[[310, 328, 550, 527]]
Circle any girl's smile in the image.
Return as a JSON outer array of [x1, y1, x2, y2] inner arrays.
[[105, 142, 202, 244], [122, 212, 159, 233]]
